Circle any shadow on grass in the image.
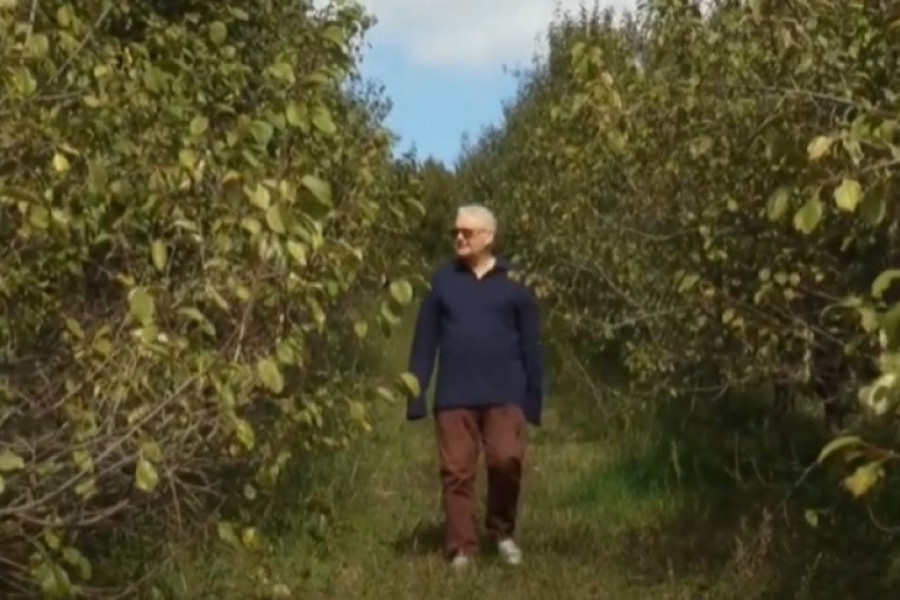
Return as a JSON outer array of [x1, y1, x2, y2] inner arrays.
[[392, 517, 445, 557]]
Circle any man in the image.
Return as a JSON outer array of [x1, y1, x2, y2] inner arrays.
[[405, 204, 544, 570]]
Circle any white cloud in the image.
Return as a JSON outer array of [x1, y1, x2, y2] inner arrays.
[[355, 0, 637, 70]]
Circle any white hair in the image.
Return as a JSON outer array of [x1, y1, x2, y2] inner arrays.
[[456, 204, 497, 232]]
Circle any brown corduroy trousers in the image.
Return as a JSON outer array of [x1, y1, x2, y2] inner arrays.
[[435, 404, 527, 558]]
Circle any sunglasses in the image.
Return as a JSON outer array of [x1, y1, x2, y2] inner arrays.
[[451, 227, 484, 240]]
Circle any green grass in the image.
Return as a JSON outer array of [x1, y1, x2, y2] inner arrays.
[[141, 315, 780, 600]]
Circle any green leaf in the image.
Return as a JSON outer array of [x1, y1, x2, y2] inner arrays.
[[235, 418, 255, 450], [250, 120, 274, 146], [353, 320, 368, 338], [55, 5, 74, 28], [766, 187, 790, 222], [31, 560, 73, 599], [287, 240, 307, 266], [61, 546, 92, 581], [134, 457, 159, 493], [793, 197, 823, 235], [151, 240, 167, 271], [349, 401, 366, 423], [286, 102, 307, 127], [817, 435, 864, 465], [389, 279, 414, 305], [246, 184, 271, 210], [321, 24, 345, 46], [267, 62, 295, 83], [265, 204, 286, 234], [872, 270, 900, 299], [29, 205, 50, 229], [189, 115, 209, 137], [843, 461, 884, 498], [241, 217, 262, 235], [217, 521, 241, 548], [0, 449, 25, 472], [398, 372, 421, 397], [209, 21, 228, 45], [301, 175, 333, 206], [257, 358, 284, 394], [312, 106, 337, 135], [0, 474, 5, 496], [833, 178, 862, 212], [128, 288, 155, 325], [25, 33, 50, 58], [141, 440, 163, 463], [860, 193, 886, 226]]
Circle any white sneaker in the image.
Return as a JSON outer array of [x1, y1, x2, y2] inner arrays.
[[451, 553, 471, 570], [497, 538, 522, 566]]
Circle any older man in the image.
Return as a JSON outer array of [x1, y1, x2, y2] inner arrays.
[[406, 204, 544, 570]]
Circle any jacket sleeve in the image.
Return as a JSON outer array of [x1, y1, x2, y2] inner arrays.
[[406, 279, 440, 420], [517, 285, 545, 426]]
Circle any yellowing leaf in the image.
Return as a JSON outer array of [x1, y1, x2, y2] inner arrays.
[[52, 152, 70, 173], [353, 320, 368, 338], [241, 527, 261, 550], [807, 135, 834, 160], [134, 457, 159, 493], [257, 358, 284, 394], [843, 461, 884, 498], [179, 148, 197, 169], [301, 175, 332, 206], [209, 21, 228, 45], [803, 509, 819, 528], [0, 449, 25, 472], [389, 279, 414, 305], [817, 435, 863, 465], [833, 178, 862, 212], [0, 474, 5, 495], [398, 372, 421, 397], [151, 240, 167, 271], [793, 197, 823, 235]]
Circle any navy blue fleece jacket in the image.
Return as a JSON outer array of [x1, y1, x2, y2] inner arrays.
[[405, 257, 545, 426]]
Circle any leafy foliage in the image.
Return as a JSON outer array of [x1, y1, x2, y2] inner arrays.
[[455, 0, 900, 509], [0, 0, 426, 596]]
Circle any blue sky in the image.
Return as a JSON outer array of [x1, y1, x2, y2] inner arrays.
[[352, 0, 636, 167]]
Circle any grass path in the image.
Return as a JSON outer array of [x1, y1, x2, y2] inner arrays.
[[167, 318, 726, 599]]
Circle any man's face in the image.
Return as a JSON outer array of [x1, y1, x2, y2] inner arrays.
[[452, 213, 494, 259]]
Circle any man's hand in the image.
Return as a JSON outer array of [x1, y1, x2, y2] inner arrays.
[[406, 399, 427, 421]]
